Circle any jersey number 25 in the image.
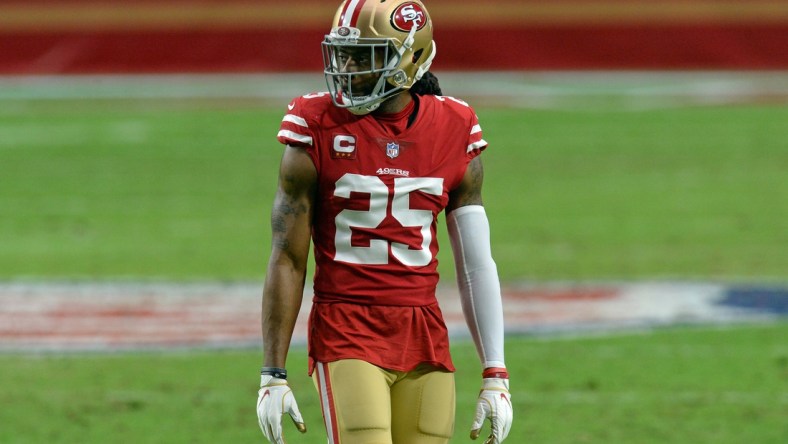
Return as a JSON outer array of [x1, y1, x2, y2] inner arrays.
[[334, 173, 443, 267]]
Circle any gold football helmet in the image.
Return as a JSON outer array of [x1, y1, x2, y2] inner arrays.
[[322, 0, 436, 114]]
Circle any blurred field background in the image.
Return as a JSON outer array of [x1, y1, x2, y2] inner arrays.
[[1, 0, 787, 443], [1, 81, 787, 281]]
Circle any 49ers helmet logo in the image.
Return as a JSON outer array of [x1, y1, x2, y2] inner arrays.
[[390, 2, 426, 32]]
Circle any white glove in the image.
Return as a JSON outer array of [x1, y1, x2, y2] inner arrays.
[[470, 377, 513, 444], [257, 375, 307, 443]]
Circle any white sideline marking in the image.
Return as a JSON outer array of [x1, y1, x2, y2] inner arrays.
[[0, 281, 781, 353], [0, 72, 786, 109]]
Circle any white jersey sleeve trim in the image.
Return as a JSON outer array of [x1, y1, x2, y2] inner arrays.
[[467, 139, 488, 153], [277, 130, 313, 146], [282, 114, 308, 127]]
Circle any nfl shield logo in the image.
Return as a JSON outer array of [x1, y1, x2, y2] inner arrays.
[[386, 142, 400, 159]]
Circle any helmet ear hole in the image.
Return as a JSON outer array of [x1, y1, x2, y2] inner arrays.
[[412, 48, 424, 63], [391, 70, 408, 86]]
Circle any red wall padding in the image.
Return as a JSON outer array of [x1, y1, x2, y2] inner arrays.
[[2, 1, 787, 73]]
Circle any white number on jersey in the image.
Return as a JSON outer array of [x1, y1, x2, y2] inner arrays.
[[435, 95, 469, 107], [302, 92, 329, 99], [334, 174, 443, 266]]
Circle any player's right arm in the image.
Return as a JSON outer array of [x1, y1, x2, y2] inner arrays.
[[262, 144, 316, 368], [258, 144, 316, 443]]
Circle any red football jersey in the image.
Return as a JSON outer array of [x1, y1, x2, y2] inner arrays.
[[276, 92, 487, 373]]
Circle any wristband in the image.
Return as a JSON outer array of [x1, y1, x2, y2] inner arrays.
[[260, 367, 288, 380], [482, 367, 509, 379]]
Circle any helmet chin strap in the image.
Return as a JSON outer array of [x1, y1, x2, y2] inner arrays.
[[339, 79, 385, 115], [345, 97, 381, 115]]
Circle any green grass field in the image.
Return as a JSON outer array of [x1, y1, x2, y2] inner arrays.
[[1, 100, 786, 281], [1, 87, 787, 443], [1, 324, 785, 444]]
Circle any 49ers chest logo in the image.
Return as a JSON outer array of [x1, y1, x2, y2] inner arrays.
[[390, 2, 426, 32]]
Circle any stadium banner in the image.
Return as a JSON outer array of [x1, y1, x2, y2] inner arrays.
[[1, 0, 787, 74]]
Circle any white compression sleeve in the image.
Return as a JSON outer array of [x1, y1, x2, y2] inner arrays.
[[447, 205, 506, 369]]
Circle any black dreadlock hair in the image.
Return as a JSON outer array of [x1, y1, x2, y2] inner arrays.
[[410, 71, 443, 96]]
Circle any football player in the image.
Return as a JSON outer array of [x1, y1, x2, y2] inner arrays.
[[256, 1, 513, 443]]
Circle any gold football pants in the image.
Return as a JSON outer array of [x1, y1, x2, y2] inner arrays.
[[313, 359, 456, 444]]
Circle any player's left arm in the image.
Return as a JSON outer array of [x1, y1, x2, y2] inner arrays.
[[447, 156, 513, 444]]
